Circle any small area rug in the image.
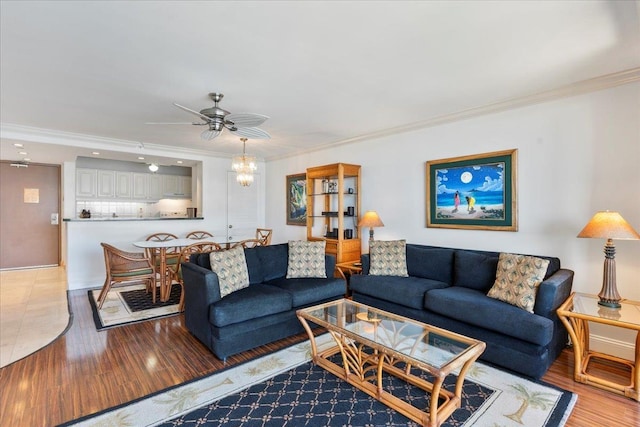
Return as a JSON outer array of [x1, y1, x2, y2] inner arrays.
[[63, 334, 576, 427], [88, 283, 181, 330]]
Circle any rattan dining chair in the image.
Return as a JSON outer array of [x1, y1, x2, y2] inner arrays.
[[185, 231, 214, 239], [145, 232, 179, 280], [256, 228, 273, 245], [98, 243, 156, 309], [170, 241, 223, 311], [231, 238, 264, 249]]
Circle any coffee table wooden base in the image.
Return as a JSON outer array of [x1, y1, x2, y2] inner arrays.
[[299, 318, 480, 427]]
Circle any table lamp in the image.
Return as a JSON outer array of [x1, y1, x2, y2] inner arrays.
[[577, 211, 640, 308], [358, 211, 384, 241]]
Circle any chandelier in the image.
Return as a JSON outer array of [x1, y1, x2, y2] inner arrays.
[[231, 138, 257, 186]]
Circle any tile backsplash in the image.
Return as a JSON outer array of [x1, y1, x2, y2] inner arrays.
[[77, 199, 193, 218]]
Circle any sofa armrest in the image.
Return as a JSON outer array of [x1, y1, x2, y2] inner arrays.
[[360, 254, 370, 275], [181, 261, 222, 345], [325, 254, 336, 277], [534, 268, 574, 318]]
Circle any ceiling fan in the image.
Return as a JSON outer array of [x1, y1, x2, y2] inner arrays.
[[147, 92, 270, 140]]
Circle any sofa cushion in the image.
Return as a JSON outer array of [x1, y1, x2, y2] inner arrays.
[[453, 250, 499, 292], [209, 246, 250, 298], [350, 275, 448, 309], [424, 286, 553, 346], [406, 245, 454, 283], [286, 240, 327, 278], [209, 285, 292, 328], [256, 244, 289, 281], [369, 240, 409, 276], [266, 277, 344, 307], [487, 253, 550, 313]]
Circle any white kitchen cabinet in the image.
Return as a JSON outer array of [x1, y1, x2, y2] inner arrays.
[[163, 175, 191, 198], [148, 174, 163, 199], [132, 173, 148, 199], [76, 168, 97, 198], [97, 170, 115, 198], [115, 172, 132, 198]]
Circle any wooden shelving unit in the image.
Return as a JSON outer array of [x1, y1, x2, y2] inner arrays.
[[306, 163, 361, 263]]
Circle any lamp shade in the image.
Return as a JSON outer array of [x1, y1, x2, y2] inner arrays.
[[358, 211, 384, 228], [577, 211, 640, 240]]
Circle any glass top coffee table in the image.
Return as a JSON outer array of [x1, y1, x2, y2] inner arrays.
[[297, 299, 486, 427]]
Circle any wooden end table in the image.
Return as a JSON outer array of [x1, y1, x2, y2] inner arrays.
[[557, 292, 640, 401], [335, 261, 362, 297]]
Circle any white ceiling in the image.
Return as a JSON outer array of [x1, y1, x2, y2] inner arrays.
[[1, 1, 639, 166]]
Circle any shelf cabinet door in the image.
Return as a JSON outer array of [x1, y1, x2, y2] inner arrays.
[[97, 170, 116, 198], [147, 174, 163, 200], [132, 173, 148, 199], [76, 168, 97, 198], [115, 172, 132, 198]]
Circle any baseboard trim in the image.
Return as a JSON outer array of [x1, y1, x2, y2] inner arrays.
[[589, 333, 635, 361]]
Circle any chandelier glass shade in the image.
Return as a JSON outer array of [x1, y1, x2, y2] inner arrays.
[[232, 138, 257, 187]]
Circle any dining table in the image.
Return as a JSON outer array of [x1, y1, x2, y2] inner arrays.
[[132, 238, 213, 302]]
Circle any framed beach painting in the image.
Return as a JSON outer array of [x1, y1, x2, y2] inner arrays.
[[286, 173, 307, 226], [426, 149, 518, 231]]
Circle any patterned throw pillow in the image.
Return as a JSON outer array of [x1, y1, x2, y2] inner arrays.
[[369, 240, 409, 277], [286, 240, 327, 278], [487, 253, 550, 313], [210, 246, 250, 298]]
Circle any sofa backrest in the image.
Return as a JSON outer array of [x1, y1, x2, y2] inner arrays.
[[190, 242, 337, 284], [362, 243, 561, 292]]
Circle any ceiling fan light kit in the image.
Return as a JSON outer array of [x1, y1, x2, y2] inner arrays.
[[152, 92, 271, 142]]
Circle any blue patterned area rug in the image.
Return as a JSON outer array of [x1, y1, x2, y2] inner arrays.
[[62, 334, 576, 427]]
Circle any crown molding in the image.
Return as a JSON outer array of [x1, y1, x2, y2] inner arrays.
[[266, 67, 640, 161]]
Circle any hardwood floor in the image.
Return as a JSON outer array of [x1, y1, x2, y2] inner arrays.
[[0, 288, 638, 426]]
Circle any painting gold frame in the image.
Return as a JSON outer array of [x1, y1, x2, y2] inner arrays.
[[426, 149, 517, 231]]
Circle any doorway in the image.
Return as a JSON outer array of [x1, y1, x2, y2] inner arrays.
[[0, 162, 61, 269]]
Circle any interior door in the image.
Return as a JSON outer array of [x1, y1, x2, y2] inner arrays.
[[227, 171, 259, 244], [0, 162, 60, 269]]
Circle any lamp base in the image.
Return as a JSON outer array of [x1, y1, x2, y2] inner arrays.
[[597, 299, 621, 309]]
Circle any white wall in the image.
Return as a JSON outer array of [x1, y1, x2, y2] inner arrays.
[[266, 82, 640, 357]]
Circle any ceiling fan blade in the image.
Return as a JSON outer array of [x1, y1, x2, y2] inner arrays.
[[144, 122, 204, 125], [173, 103, 212, 122], [229, 126, 271, 139], [224, 113, 269, 128], [201, 129, 222, 140]]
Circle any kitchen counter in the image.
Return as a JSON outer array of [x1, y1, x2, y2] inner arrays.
[[63, 217, 204, 222]]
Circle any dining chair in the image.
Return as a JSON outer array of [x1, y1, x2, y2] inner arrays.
[[256, 228, 273, 245], [185, 231, 213, 239], [145, 232, 180, 284], [171, 241, 223, 311], [98, 243, 156, 309], [231, 238, 264, 249]]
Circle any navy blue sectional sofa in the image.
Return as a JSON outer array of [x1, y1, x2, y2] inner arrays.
[[181, 243, 345, 360], [350, 244, 574, 379]]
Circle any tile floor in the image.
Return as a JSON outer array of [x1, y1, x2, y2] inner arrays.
[[0, 266, 70, 367]]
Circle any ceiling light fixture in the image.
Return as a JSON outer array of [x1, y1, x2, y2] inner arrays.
[[148, 163, 159, 172], [231, 138, 257, 187], [13, 143, 23, 148]]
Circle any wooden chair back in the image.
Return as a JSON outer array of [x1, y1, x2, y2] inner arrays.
[[231, 238, 264, 249], [185, 231, 213, 239], [256, 228, 273, 245]]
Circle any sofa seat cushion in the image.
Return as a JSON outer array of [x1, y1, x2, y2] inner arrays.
[[424, 287, 553, 346], [351, 275, 449, 310], [266, 277, 344, 307], [209, 285, 292, 328]]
